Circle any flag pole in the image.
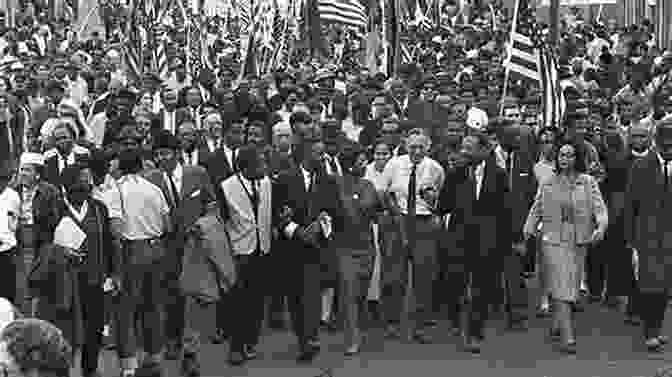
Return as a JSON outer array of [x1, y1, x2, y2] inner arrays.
[[549, 0, 560, 46], [500, 0, 520, 116]]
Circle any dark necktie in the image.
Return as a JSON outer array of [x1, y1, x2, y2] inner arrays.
[[251, 179, 259, 209], [665, 162, 670, 192], [231, 149, 237, 171], [329, 157, 339, 175], [167, 173, 180, 207], [470, 166, 477, 200], [506, 152, 513, 189], [251, 179, 261, 253], [407, 163, 417, 216]]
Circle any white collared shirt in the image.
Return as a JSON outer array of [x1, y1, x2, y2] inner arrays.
[[43, 145, 90, 172], [64, 196, 89, 222], [117, 174, 170, 240], [165, 164, 184, 199], [301, 166, 312, 191], [182, 149, 199, 166], [0, 187, 20, 252], [657, 153, 672, 176], [474, 161, 486, 200], [164, 110, 176, 134], [206, 138, 221, 153], [222, 145, 235, 169], [382, 155, 446, 215], [324, 154, 343, 176]]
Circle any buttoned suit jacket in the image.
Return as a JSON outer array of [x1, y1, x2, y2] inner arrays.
[[624, 151, 672, 292], [446, 154, 511, 262]]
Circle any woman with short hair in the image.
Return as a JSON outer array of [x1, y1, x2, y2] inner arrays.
[[524, 141, 608, 354]]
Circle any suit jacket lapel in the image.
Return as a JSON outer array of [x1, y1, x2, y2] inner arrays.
[[235, 175, 256, 221]]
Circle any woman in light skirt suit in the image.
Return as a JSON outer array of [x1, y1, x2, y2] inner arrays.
[[524, 141, 608, 354]]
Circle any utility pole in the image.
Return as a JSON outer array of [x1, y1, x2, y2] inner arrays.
[[549, 0, 560, 46]]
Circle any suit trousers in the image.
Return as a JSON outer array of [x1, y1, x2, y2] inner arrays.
[[441, 257, 468, 326], [116, 240, 166, 368], [639, 291, 668, 339], [164, 240, 185, 344], [78, 274, 105, 375], [337, 251, 373, 345], [586, 243, 607, 298], [382, 215, 439, 326], [268, 249, 287, 323], [287, 254, 322, 349], [503, 251, 529, 319], [465, 255, 502, 339], [229, 252, 268, 352]]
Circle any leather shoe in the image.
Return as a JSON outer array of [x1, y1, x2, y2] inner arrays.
[[211, 328, 227, 344], [384, 324, 402, 339], [228, 350, 246, 366], [165, 341, 181, 360], [180, 355, 200, 377], [134, 363, 162, 377], [296, 346, 319, 363], [344, 343, 360, 356], [412, 330, 433, 344], [646, 337, 665, 352], [464, 337, 482, 354], [244, 345, 258, 360]]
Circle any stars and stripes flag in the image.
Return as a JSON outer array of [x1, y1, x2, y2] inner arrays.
[[624, 0, 646, 28], [656, 0, 672, 50], [539, 46, 566, 129], [503, 0, 540, 81], [318, 0, 368, 33]]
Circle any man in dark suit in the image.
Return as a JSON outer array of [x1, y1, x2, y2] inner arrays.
[[147, 130, 216, 375], [31, 80, 65, 144], [205, 118, 245, 188], [176, 117, 211, 168], [273, 136, 344, 363], [158, 88, 180, 134], [624, 120, 672, 352], [494, 119, 536, 329], [313, 69, 348, 122], [42, 122, 91, 186], [446, 131, 510, 353]]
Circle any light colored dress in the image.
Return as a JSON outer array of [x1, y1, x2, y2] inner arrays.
[[524, 173, 608, 302]]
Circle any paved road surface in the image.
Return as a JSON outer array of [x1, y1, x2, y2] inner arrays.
[[88, 301, 672, 377]]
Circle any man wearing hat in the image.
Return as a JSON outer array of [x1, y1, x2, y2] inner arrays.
[[30, 80, 65, 143], [314, 69, 347, 123], [624, 118, 672, 352], [148, 130, 215, 373], [42, 121, 91, 186], [274, 134, 344, 362], [99, 89, 137, 148], [113, 129, 172, 377], [165, 56, 192, 93], [12, 152, 61, 313]]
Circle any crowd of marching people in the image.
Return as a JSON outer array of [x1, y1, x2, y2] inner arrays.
[[1, 0, 672, 376]]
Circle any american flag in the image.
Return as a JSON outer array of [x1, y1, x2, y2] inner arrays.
[[124, 0, 147, 81], [657, 0, 672, 50], [624, 0, 646, 28], [318, 0, 368, 33], [503, 0, 541, 81], [539, 46, 566, 129]]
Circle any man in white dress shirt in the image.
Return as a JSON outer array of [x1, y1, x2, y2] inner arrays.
[[381, 130, 445, 343]]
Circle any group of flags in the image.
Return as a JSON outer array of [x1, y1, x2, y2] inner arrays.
[[505, 0, 566, 129]]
